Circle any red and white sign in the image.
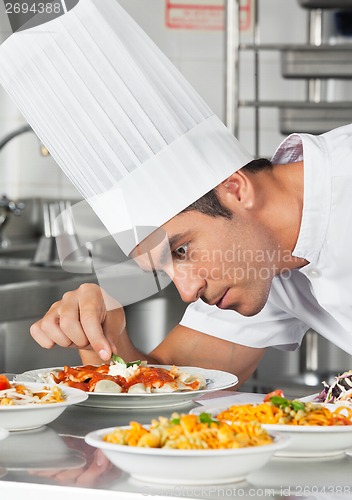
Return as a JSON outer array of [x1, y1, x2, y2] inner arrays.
[[165, 0, 252, 32]]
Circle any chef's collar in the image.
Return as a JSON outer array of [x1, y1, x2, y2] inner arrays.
[[272, 132, 331, 266]]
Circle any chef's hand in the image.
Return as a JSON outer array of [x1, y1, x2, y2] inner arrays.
[[30, 284, 125, 362]]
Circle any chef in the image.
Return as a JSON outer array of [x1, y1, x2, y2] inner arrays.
[[0, 0, 351, 386]]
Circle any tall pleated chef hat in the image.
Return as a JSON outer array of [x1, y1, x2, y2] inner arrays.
[[0, 0, 253, 256]]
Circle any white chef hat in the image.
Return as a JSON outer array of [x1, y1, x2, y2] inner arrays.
[[0, 0, 253, 257]]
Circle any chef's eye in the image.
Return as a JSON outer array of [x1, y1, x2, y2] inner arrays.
[[174, 244, 188, 260]]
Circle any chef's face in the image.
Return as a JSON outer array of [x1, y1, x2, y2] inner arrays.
[[132, 182, 284, 317]]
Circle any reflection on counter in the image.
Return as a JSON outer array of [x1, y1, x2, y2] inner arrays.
[[0, 429, 121, 489]]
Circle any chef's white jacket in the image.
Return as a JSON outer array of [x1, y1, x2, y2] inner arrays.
[[180, 124, 352, 355]]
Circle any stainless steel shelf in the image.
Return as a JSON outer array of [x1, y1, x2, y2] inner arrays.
[[282, 48, 352, 78], [239, 100, 352, 108], [298, 0, 352, 8]]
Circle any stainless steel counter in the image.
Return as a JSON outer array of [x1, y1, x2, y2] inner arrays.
[[1, 392, 352, 499]]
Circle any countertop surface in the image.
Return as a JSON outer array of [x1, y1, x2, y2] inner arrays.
[[1, 390, 352, 499]]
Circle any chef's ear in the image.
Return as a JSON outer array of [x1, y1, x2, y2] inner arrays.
[[217, 170, 255, 210]]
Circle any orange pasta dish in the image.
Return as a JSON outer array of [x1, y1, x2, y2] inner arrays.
[[217, 394, 352, 426], [103, 412, 273, 449]]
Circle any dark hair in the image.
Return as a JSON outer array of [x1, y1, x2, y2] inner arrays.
[[182, 158, 272, 218]]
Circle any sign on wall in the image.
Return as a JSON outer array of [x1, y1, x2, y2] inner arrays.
[[165, 0, 252, 32]]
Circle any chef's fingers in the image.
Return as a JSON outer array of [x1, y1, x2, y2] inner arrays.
[[30, 302, 68, 349], [102, 304, 126, 356], [70, 284, 113, 360], [57, 288, 99, 350]]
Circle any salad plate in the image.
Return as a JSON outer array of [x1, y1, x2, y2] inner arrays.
[[0, 382, 88, 431], [16, 366, 238, 409], [191, 404, 352, 458]]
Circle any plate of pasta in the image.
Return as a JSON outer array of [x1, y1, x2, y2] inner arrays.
[[0, 377, 88, 431], [16, 363, 238, 409], [191, 396, 352, 457], [85, 412, 290, 484]]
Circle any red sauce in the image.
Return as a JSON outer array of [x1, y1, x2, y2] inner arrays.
[[52, 364, 180, 392], [125, 367, 175, 389]]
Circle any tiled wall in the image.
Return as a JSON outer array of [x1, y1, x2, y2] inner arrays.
[[0, 0, 328, 200]]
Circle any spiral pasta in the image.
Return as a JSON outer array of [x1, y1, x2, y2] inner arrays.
[[216, 401, 352, 426]]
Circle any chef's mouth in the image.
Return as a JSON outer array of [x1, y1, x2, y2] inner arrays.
[[202, 289, 230, 308], [215, 289, 231, 309]]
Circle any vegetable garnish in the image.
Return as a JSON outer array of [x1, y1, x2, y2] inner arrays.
[[111, 354, 142, 367], [263, 389, 284, 402], [198, 412, 218, 425], [269, 395, 305, 412], [0, 375, 11, 391]]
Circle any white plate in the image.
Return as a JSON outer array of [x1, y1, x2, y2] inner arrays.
[[0, 428, 8, 441], [0, 426, 86, 470], [85, 426, 289, 485], [0, 382, 88, 431], [191, 404, 352, 458], [16, 366, 238, 409]]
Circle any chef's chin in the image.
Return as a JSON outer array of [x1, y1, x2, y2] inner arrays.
[[229, 295, 269, 317]]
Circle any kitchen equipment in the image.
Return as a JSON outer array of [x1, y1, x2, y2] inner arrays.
[[298, 0, 352, 8]]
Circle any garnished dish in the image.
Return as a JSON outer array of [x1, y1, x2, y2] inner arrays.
[[0, 375, 88, 431], [191, 390, 352, 458], [216, 393, 352, 426], [103, 412, 273, 449], [315, 369, 352, 404], [85, 413, 289, 484], [47, 355, 207, 394], [17, 360, 238, 409]]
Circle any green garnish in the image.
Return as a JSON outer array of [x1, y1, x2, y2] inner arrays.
[[126, 360, 142, 367], [199, 412, 217, 424], [270, 395, 305, 412], [111, 355, 141, 367], [170, 417, 181, 425], [111, 355, 125, 364]]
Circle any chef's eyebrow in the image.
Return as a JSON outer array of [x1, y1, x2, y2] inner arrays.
[[156, 235, 180, 268]]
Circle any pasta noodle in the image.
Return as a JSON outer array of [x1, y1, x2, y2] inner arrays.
[[103, 413, 273, 449], [0, 380, 66, 406], [46, 363, 207, 394], [216, 401, 352, 426]]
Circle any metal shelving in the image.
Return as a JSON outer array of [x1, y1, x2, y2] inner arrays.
[[225, 0, 352, 156]]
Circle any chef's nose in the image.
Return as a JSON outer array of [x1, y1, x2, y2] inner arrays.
[[172, 265, 206, 303]]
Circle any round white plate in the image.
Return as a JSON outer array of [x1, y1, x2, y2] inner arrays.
[[16, 366, 238, 409], [0, 382, 88, 431], [191, 404, 352, 458], [85, 426, 290, 485]]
